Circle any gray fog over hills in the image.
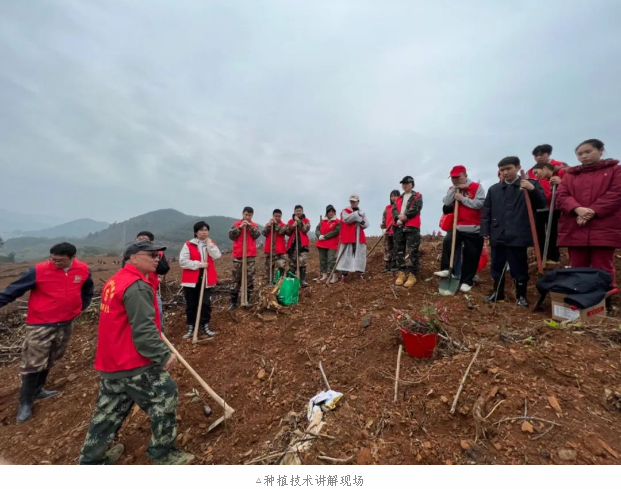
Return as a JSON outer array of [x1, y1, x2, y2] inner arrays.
[[21, 218, 110, 239]]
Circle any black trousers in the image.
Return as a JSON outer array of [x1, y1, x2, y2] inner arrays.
[[183, 273, 212, 326], [535, 210, 561, 262], [490, 245, 529, 282], [440, 229, 484, 286]]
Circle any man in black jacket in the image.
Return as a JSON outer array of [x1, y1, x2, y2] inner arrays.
[[481, 157, 546, 306]]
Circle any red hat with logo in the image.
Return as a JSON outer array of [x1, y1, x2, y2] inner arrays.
[[449, 165, 467, 177]]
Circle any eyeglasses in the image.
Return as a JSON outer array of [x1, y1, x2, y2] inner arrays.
[[136, 252, 160, 259]]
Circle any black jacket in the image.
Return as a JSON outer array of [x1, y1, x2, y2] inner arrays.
[[536, 267, 612, 309], [480, 178, 546, 247]]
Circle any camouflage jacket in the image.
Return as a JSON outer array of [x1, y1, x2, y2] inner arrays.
[[229, 222, 261, 241]]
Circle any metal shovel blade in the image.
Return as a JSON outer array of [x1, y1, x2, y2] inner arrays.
[[439, 272, 460, 296]]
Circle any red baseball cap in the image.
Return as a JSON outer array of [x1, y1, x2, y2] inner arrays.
[[449, 165, 467, 177]]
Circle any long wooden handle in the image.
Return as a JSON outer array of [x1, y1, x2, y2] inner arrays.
[[241, 226, 248, 305], [162, 334, 234, 415], [521, 170, 543, 275], [366, 234, 384, 259], [542, 184, 557, 268], [448, 200, 459, 269], [296, 227, 301, 277], [269, 224, 274, 284], [192, 268, 208, 344]]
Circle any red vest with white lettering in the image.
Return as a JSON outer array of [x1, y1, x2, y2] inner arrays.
[[180, 241, 218, 286], [94, 265, 162, 373], [384, 204, 396, 235], [455, 182, 483, 226], [263, 222, 287, 254], [287, 218, 311, 249], [316, 218, 341, 250], [232, 221, 259, 258], [394, 193, 422, 228], [340, 209, 367, 245], [27, 259, 90, 325]]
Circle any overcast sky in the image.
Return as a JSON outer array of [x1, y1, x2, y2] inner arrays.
[[1, 0, 620, 233]]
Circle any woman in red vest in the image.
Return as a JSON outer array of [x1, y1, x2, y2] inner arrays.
[[335, 194, 369, 283], [286, 205, 312, 287], [228, 207, 261, 310], [262, 209, 288, 283], [179, 221, 222, 339], [380, 190, 401, 272], [392, 176, 423, 288], [315, 204, 341, 282], [556, 139, 621, 291]]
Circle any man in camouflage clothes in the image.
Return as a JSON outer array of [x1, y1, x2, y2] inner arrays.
[[392, 176, 424, 288], [262, 209, 288, 283], [79, 241, 193, 465], [285, 205, 311, 287], [229, 207, 261, 310]]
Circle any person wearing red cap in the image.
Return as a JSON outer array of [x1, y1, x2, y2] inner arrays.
[[392, 176, 423, 288], [434, 166, 486, 292]]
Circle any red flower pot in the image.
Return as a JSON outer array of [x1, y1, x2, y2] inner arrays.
[[401, 329, 438, 359]]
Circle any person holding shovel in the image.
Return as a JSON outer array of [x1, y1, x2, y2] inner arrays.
[[556, 139, 621, 292], [434, 166, 485, 293], [0, 242, 93, 423], [380, 190, 401, 273], [179, 221, 221, 339], [315, 204, 341, 282], [481, 156, 546, 306], [262, 209, 288, 284], [285, 205, 311, 287], [335, 194, 369, 283], [79, 241, 194, 465], [229, 207, 261, 310], [531, 162, 565, 266], [392, 176, 423, 288]]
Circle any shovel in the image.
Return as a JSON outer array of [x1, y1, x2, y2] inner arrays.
[[240, 225, 249, 306], [520, 170, 543, 276], [192, 259, 208, 345], [542, 184, 557, 269], [269, 223, 275, 285], [439, 200, 460, 296]]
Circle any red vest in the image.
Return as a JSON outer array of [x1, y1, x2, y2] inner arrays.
[[232, 221, 258, 258], [263, 222, 287, 254], [384, 204, 396, 235], [455, 182, 483, 226], [395, 193, 422, 228], [180, 241, 218, 286], [287, 218, 311, 249], [27, 259, 90, 325], [340, 209, 367, 245], [94, 265, 162, 373], [316, 218, 340, 250]]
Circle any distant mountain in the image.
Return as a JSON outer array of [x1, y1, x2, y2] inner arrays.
[[0, 209, 65, 238], [22, 218, 110, 239]]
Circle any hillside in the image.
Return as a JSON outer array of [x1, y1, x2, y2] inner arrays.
[[21, 218, 109, 239]]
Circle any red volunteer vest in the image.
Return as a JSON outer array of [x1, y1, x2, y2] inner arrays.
[[395, 193, 422, 228], [316, 218, 340, 250], [287, 218, 311, 249], [340, 209, 367, 245], [456, 182, 482, 226], [384, 204, 396, 235], [94, 265, 162, 373], [263, 222, 287, 254], [232, 221, 258, 258], [180, 241, 218, 286], [27, 259, 90, 325]]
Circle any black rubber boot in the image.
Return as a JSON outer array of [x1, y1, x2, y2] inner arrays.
[[485, 276, 506, 303], [35, 369, 58, 400], [382, 263, 392, 273], [182, 324, 194, 339], [515, 280, 529, 307], [247, 290, 253, 304], [300, 268, 309, 288], [229, 293, 238, 312], [17, 373, 39, 423]]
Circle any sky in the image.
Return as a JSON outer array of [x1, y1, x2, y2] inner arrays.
[[1, 0, 620, 233]]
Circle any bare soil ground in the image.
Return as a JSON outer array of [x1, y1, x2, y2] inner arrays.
[[1, 239, 621, 465]]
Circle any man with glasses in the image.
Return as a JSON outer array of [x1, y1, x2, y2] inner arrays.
[[79, 240, 194, 465], [0, 242, 94, 423]]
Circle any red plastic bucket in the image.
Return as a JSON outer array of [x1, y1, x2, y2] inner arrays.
[[401, 329, 438, 359]]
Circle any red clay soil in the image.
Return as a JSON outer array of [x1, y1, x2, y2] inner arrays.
[[1, 239, 621, 465]]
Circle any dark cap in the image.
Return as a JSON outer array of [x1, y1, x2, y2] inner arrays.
[[326, 204, 336, 214], [123, 241, 166, 260], [400, 175, 415, 184]]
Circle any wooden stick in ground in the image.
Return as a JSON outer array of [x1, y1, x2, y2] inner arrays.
[[450, 344, 481, 415], [365, 234, 384, 260], [318, 361, 331, 390], [241, 225, 248, 306], [520, 169, 543, 275], [192, 264, 208, 344], [269, 223, 275, 284], [295, 226, 301, 278], [161, 334, 235, 431], [394, 345, 403, 403]]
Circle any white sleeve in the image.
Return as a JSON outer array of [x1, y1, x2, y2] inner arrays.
[[360, 218, 369, 230], [179, 243, 202, 270], [342, 211, 361, 224], [207, 241, 222, 260]]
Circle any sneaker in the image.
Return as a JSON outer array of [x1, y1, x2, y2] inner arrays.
[[434, 270, 449, 278], [459, 283, 472, 293], [201, 324, 216, 338], [153, 449, 195, 465], [182, 325, 194, 339], [105, 444, 125, 465]]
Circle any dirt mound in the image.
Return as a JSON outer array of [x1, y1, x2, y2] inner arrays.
[[1, 240, 621, 465]]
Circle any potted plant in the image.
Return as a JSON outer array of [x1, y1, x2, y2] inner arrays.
[[398, 306, 442, 359]]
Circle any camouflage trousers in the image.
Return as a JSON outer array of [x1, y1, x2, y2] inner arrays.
[[264, 253, 287, 281], [20, 322, 73, 374], [232, 257, 256, 295], [287, 249, 309, 271], [79, 368, 178, 464], [394, 227, 421, 275], [383, 235, 396, 265], [318, 248, 337, 274]]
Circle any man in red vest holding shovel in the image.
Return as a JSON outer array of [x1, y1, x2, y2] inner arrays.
[[434, 165, 486, 293], [229, 207, 261, 310], [0, 242, 93, 423], [79, 241, 194, 465], [262, 209, 288, 283], [315, 204, 341, 282], [286, 205, 311, 287]]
